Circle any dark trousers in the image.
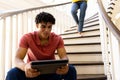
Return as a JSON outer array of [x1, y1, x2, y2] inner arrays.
[[6, 65, 76, 80]]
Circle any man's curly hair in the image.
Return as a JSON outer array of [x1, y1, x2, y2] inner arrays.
[[35, 12, 55, 24]]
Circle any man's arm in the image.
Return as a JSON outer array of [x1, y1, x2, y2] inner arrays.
[[14, 47, 40, 78], [56, 47, 69, 75], [14, 47, 27, 71], [57, 47, 68, 60]]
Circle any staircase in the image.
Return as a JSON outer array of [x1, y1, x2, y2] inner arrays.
[[60, 13, 107, 80]]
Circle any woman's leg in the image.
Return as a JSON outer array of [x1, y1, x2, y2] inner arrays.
[[71, 2, 79, 25], [78, 1, 87, 32]]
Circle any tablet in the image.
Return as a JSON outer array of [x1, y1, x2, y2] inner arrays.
[[31, 59, 68, 74]]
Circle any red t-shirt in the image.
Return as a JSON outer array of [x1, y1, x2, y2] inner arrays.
[[19, 31, 64, 62]]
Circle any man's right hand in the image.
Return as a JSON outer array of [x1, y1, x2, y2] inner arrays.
[[24, 62, 40, 78]]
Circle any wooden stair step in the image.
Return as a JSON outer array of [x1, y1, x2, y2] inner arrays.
[[84, 17, 99, 25], [84, 21, 99, 27], [85, 13, 98, 22], [55, 53, 102, 62], [61, 29, 100, 38], [68, 54, 102, 62], [65, 43, 101, 52], [70, 61, 104, 65], [64, 35, 100, 44], [70, 61, 104, 74], [64, 25, 99, 33], [77, 74, 107, 80]]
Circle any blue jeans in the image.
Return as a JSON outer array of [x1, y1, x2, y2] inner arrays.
[[71, 1, 87, 32], [6, 65, 76, 80]]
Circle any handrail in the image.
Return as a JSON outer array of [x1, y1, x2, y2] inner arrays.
[[97, 0, 120, 41], [0, 1, 71, 19]]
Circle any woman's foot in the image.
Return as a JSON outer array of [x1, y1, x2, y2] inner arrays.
[[78, 32, 83, 37]]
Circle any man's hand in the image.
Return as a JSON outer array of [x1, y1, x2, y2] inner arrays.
[[24, 62, 40, 78], [56, 64, 69, 75]]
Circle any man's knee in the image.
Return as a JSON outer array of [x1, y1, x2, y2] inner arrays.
[[6, 68, 24, 80], [68, 65, 77, 75]]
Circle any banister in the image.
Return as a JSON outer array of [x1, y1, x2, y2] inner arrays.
[[0, 2, 71, 19], [97, 0, 120, 41]]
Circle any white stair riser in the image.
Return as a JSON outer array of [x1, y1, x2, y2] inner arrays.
[[65, 25, 99, 33], [75, 65, 104, 74], [55, 54, 102, 61], [62, 30, 100, 38], [65, 45, 101, 52], [64, 37, 100, 44]]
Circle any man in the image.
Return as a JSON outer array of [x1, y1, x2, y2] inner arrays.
[[71, 0, 87, 36], [6, 12, 76, 80]]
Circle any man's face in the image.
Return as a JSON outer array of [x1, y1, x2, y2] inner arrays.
[[37, 22, 53, 39]]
